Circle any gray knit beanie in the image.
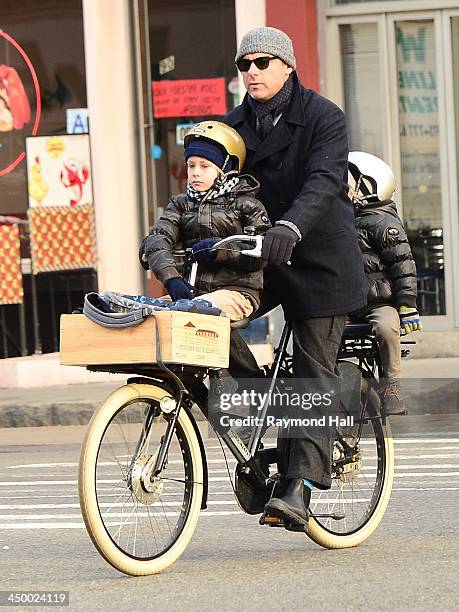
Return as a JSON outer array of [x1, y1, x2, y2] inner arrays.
[[235, 26, 296, 70]]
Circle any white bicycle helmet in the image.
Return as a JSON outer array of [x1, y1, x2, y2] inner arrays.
[[348, 151, 395, 204]]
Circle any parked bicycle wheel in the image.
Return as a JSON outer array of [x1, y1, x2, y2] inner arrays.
[[307, 374, 394, 549], [79, 383, 204, 576]]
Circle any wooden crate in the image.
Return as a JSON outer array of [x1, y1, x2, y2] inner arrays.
[[60, 312, 230, 369]]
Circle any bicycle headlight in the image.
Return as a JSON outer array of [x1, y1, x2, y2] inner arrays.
[[160, 397, 176, 414]]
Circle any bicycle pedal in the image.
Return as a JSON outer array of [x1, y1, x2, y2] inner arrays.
[[259, 513, 284, 527]]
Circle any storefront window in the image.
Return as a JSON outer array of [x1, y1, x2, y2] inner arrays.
[[0, 0, 90, 358], [396, 20, 445, 315], [0, 0, 87, 216], [147, 0, 237, 221], [333, 1, 412, 4], [340, 23, 383, 157], [452, 17, 459, 234]]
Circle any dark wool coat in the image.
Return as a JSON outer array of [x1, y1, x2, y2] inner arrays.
[[225, 73, 367, 319], [354, 199, 417, 311], [142, 175, 271, 307]]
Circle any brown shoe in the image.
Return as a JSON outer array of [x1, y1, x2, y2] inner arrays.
[[379, 379, 408, 416]]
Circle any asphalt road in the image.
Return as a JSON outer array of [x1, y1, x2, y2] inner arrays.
[[0, 416, 458, 611]]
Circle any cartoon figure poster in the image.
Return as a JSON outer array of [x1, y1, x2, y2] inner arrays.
[[25, 134, 92, 208]]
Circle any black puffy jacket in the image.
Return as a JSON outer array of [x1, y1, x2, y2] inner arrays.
[[354, 200, 417, 310], [142, 175, 271, 307]]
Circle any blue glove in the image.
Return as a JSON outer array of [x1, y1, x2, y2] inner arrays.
[[399, 306, 423, 334], [191, 238, 219, 264], [164, 277, 193, 301]]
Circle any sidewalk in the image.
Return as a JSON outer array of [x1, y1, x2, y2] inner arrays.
[[0, 356, 458, 427]]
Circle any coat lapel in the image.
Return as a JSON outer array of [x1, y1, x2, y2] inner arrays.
[[237, 121, 260, 152], [251, 120, 294, 165], [226, 74, 310, 165]]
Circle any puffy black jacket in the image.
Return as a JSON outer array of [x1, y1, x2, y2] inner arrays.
[[354, 200, 417, 309], [142, 175, 271, 307]]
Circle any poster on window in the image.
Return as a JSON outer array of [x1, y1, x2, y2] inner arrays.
[[396, 21, 441, 229], [152, 78, 226, 118], [0, 224, 23, 304], [25, 134, 93, 208]]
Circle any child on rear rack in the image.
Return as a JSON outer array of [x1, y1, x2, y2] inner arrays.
[[348, 151, 422, 417], [139, 121, 270, 322]]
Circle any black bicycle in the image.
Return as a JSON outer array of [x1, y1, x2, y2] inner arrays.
[[78, 235, 407, 575]]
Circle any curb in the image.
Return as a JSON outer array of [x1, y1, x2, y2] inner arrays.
[[0, 401, 207, 428], [1, 379, 458, 428]]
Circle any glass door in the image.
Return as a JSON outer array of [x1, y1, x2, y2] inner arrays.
[[445, 10, 459, 327], [328, 6, 459, 328], [389, 15, 447, 318]]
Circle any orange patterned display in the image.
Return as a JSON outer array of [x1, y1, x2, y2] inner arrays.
[[28, 203, 97, 273], [0, 224, 23, 304]]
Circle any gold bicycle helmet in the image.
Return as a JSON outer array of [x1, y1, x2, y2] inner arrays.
[[184, 121, 246, 173]]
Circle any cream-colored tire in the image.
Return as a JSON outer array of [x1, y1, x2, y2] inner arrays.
[[307, 387, 394, 549], [79, 383, 204, 576]]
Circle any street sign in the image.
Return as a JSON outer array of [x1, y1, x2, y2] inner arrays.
[[66, 108, 89, 134]]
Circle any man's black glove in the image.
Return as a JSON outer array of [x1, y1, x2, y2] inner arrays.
[[262, 225, 298, 265], [164, 277, 193, 301], [191, 238, 219, 264]]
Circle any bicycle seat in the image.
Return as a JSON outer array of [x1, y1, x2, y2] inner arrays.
[[342, 322, 373, 337], [231, 317, 251, 330]]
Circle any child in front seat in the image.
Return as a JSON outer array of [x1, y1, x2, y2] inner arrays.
[[348, 151, 422, 416], [139, 121, 271, 322]]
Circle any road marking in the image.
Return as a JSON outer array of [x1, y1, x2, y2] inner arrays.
[[0, 499, 239, 511], [392, 438, 459, 444], [394, 464, 459, 469], [0, 511, 244, 529], [3, 470, 459, 487], [2, 484, 459, 501], [393, 472, 459, 477], [7, 453, 459, 471]]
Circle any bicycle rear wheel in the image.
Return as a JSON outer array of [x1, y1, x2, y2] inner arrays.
[[307, 378, 394, 549], [79, 383, 204, 575]]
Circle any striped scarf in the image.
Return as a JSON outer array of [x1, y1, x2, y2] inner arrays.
[[186, 176, 240, 203]]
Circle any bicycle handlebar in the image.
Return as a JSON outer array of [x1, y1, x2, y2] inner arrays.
[[209, 234, 263, 258]]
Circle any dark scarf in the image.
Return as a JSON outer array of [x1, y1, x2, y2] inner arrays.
[[247, 74, 293, 141]]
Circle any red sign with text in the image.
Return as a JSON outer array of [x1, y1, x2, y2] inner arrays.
[[152, 78, 226, 118]]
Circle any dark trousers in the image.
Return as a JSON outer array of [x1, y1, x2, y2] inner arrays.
[[229, 289, 346, 490]]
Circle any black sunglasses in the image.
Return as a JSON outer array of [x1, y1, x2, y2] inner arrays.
[[235, 56, 278, 72]]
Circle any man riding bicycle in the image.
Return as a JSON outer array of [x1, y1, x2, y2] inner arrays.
[[224, 27, 367, 526]]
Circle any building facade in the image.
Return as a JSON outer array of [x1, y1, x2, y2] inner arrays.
[[0, 0, 458, 359]]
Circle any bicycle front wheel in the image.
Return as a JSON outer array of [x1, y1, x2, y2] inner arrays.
[[79, 383, 204, 576], [307, 380, 394, 549]]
